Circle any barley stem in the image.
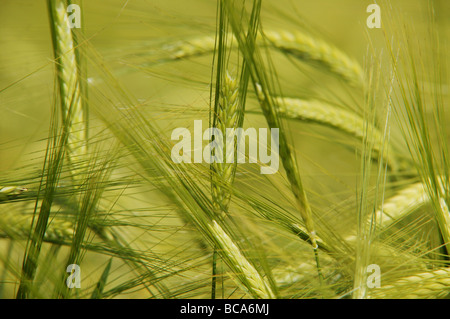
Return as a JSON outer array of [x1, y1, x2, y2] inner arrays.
[[143, 30, 363, 86]]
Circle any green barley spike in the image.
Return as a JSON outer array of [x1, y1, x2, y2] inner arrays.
[[48, 0, 87, 182], [211, 71, 241, 216]]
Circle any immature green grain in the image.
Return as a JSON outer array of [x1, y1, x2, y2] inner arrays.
[[168, 35, 216, 60], [344, 234, 429, 270], [273, 258, 341, 299], [369, 268, 450, 299], [371, 176, 448, 232], [0, 186, 28, 202], [48, 0, 87, 181], [274, 97, 397, 171], [211, 71, 240, 215], [210, 220, 275, 299], [375, 181, 428, 229], [149, 30, 363, 86]]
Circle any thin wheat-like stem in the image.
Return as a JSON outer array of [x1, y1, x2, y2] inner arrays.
[[48, 0, 87, 181], [375, 182, 428, 229], [145, 30, 363, 86]]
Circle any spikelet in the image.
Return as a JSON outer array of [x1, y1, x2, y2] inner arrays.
[[211, 71, 240, 215]]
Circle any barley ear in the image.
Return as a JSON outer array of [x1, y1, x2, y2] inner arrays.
[[369, 268, 450, 299], [148, 30, 364, 87], [371, 176, 447, 232], [211, 71, 241, 216], [47, 0, 87, 182], [0, 211, 75, 243], [262, 30, 364, 87], [274, 97, 398, 171], [210, 220, 275, 299]]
